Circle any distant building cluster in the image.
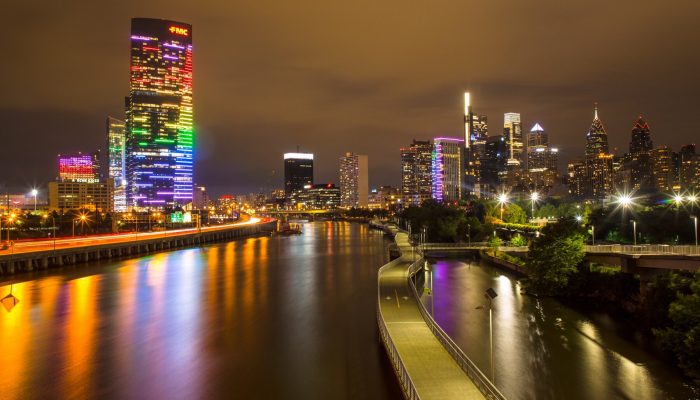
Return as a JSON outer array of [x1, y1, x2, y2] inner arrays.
[[568, 110, 699, 200], [400, 93, 560, 206]]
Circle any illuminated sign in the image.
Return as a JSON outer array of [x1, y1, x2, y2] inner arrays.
[[169, 26, 189, 36]]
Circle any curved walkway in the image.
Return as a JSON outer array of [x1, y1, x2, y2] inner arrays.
[[378, 228, 484, 399]]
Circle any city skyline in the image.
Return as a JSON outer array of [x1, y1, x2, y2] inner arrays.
[[2, 2, 700, 196]]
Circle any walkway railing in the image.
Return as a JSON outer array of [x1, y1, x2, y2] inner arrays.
[[407, 259, 506, 400], [586, 244, 700, 256], [377, 299, 420, 400]]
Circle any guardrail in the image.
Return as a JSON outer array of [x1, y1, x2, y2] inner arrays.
[[377, 256, 420, 400], [585, 244, 700, 256], [407, 258, 506, 400]]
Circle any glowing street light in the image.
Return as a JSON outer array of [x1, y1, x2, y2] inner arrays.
[[530, 192, 539, 216], [498, 193, 509, 221], [693, 216, 698, 246], [30, 189, 38, 212], [631, 219, 637, 245], [617, 194, 632, 209], [576, 215, 582, 223]]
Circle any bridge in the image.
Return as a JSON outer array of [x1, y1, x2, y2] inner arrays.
[[0, 218, 276, 275], [376, 225, 503, 399]]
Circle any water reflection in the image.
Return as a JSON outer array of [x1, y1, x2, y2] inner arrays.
[[421, 259, 695, 400], [0, 222, 401, 399]]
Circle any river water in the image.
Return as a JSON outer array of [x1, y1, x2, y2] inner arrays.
[[419, 258, 696, 400], [0, 222, 401, 399]]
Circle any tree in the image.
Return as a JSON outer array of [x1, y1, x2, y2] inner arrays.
[[487, 235, 503, 255], [526, 217, 586, 295], [654, 271, 700, 382]]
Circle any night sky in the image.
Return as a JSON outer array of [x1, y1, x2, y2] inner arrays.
[[3, 1, 699, 196]]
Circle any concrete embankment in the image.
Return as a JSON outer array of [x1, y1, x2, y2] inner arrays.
[[0, 220, 276, 276]]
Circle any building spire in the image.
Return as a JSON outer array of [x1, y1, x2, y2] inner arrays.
[[594, 102, 598, 120]]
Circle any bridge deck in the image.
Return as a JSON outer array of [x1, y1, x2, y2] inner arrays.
[[379, 231, 484, 399]]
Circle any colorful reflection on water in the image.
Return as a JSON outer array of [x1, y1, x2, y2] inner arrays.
[[0, 222, 400, 399]]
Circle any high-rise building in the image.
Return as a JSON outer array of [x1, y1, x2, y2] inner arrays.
[[401, 140, 433, 205], [679, 144, 699, 190], [567, 159, 587, 198], [107, 117, 127, 211], [284, 152, 314, 197], [125, 18, 194, 209], [462, 92, 488, 197], [629, 115, 653, 154], [585, 106, 610, 158], [339, 153, 369, 208], [57, 153, 100, 183], [526, 123, 559, 191], [584, 106, 613, 199], [483, 135, 507, 191], [626, 115, 654, 191], [431, 137, 463, 202], [651, 146, 673, 192], [368, 186, 401, 211], [504, 112, 524, 166], [193, 185, 209, 209]]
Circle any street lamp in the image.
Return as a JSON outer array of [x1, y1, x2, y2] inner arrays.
[[530, 192, 539, 217], [498, 193, 509, 221], [591, 225, 595, 246], [31, 189, 38, 212], [476, 287, 498, 383], [692, 216, 698, 246], [631, 219, 637, 245]]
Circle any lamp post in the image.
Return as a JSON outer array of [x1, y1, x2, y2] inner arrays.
[[31, 189, 38, 212], [692, 216, 698, 246], [467, 223, 471, 246], [632, 219, 637, 246], [591, 225, 595, 246], [530, 192, 539, 217], [476, 287, 498, 383], [498, 193, 508, 221]]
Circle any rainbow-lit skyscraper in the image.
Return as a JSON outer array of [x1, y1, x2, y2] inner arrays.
[[125, 18, 193, 209]]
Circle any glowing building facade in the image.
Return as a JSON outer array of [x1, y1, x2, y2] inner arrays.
[[58, 153, 100, 183], [107, 116, 127, 211], [126, 18, 194, 209], [431, 137, 463, 202]]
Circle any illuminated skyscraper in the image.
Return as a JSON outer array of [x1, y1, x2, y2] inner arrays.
[[526, 123, 558, 190], [107, 116, 127, 211], [401, 140, 433, 205], [584, 106, 613, 198], [431, 137, 463, 202], [284, 153, 314, 197], [627, 115, 654, 191], [463, 92, 488, 197], [125, 18, 194, 209], [651, 146, 673, 191], [585, 106, 609, 158], [504, 112, 523, 166], [339, 153, 369, 208]]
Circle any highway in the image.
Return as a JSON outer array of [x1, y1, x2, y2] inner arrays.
[[0, 217, 265, 255]]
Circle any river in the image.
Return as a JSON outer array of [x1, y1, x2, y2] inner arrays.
[[0, 221, 401, 399], [419, 258, 696, 400]]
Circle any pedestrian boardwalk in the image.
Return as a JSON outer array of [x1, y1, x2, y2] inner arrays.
[[378, 230, 485, 399]]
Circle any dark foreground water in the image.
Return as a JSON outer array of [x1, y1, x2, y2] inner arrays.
[[0, 222, 401, 400], [419, 259, 696, 400]]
